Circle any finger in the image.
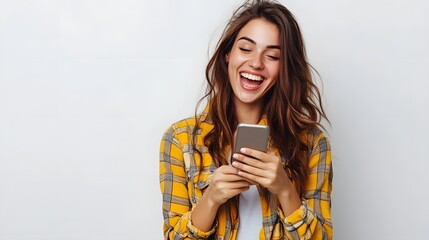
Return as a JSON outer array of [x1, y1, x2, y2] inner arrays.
[[232, 160, 266, 178], [229, 172, 258, 185], [218, 165, 240, 174], [232, 153, 265, 169], [228, 186, 251, 197], [240, 148, 270, 162], [236, 170, 265, 186], [218, 172, 252, 182], [241, 177, 258, 185], [222, 166, 257, 185], [222, 180, 251, 189], [241, 148, 281, 164]]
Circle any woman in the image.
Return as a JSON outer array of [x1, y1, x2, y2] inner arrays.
[[159, 0, 333, 239]]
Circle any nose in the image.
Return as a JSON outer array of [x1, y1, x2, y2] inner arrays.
[[249, 53, 264, 70]]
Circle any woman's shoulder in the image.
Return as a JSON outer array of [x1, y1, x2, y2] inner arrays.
[[307, 125, 326, 138], [303, 125, 330, 151], [162, 112, 211, 140], [162, 115, 197, 136], [164, 104, 211, 132]]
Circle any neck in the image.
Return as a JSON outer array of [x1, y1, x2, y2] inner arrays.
[[234, 98, 262, 125]]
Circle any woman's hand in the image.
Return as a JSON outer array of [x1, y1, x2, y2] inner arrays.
[[204, 165, 251, 206], [231, 147, 302, 217], [231, 148, 292, 196], [191, 165, 250, 232]]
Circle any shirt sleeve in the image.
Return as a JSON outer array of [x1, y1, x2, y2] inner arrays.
[[278, 130, 333, 239], [159, 125, 217, 239]]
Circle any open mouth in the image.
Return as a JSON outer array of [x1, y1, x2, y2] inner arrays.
[[240, 72, 264, 90]]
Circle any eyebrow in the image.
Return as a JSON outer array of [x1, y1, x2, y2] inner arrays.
[[237, 36, 281, 50]]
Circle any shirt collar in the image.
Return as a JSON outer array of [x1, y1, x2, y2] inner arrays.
[[258, 114, 268, 126]]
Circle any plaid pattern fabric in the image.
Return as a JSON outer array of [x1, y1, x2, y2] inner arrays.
[[159, 106, 333, 239]]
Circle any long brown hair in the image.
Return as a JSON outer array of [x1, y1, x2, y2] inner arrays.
[[194, 0, 328, 199]]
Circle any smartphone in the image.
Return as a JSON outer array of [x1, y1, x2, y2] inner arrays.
[[231, 123, 270, 162]]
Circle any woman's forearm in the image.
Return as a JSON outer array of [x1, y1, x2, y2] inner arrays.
[[277, 185, 301, 217], [191, 188, 221, 232]]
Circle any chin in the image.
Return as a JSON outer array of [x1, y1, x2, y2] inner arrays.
[[236, 94, 262, 105]]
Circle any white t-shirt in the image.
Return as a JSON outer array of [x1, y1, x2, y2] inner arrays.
[[236, 185, 263, 239]]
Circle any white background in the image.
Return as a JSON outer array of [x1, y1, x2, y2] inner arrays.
[[1, 0, 428, 239]]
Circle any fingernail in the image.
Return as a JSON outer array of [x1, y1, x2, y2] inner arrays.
[[232, 161, 238, 167], [240, 148, 246, 153], [233, 153, 239, 159]]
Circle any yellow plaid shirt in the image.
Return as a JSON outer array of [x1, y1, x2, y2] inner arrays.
[[159, 107, 333, 239]]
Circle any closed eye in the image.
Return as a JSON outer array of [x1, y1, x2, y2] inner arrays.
[[267, 55, 279, 60], [239, 47, 251, 52]]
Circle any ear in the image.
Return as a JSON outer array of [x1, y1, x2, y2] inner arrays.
[[225, 53, 230, 63]]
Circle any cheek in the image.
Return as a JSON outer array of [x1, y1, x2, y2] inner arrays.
[[269, 63, 280, 80], [227, 55, 243, 78], [266, 78, 277, 90], [228, 50, 248, 67], [227, 65, 238, 89], [227, 63, 235, 80]]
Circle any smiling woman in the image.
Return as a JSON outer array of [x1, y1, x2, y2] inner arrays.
[[227, 18, 280, 108], [159, 0, 333, 239]]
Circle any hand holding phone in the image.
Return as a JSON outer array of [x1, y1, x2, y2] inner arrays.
[[231, 123, 270, 163]]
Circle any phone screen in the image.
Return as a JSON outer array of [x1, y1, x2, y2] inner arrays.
[[233, 123, 270, 154]]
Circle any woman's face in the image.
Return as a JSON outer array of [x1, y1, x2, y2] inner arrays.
[[227, 18, 280, 108]]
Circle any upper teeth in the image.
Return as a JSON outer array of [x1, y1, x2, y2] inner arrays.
[[241, 72, 263, 81]]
